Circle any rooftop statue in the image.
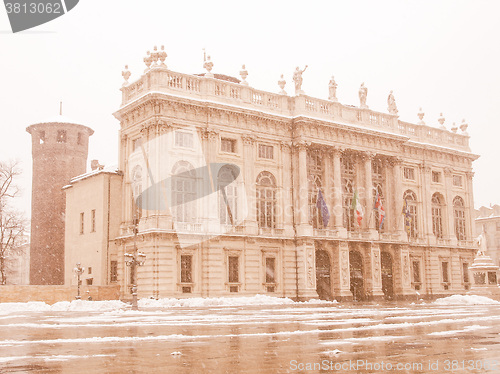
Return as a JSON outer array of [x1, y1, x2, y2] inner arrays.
[[359, 82, 368, 108], [387, 90, 398, 115], [293, 65, 308, 95], [328, 76, 338, 102]]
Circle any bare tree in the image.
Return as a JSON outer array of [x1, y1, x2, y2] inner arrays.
[[0, 160, 26, 284], [0, 204, 26, 284], [0, 160, 21, 201]]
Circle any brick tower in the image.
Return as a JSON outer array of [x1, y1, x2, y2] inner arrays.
[[27, 114, 93, 285]]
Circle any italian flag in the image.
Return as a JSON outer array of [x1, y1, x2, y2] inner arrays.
[[351, 190, 364, 226]]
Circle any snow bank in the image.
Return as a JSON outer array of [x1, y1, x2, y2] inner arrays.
[[0, 295, 332, 313], [50, 300, 130, 312], [138, 294, 296, 308], [433, 294, 500, 306], [0, 301, 50, 313], [0, 300, 129, 314]]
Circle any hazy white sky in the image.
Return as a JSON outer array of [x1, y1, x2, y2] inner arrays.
[[1, 1, 499, 217]]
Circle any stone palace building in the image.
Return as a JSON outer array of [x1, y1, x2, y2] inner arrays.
[[64, 47, 479, 301]]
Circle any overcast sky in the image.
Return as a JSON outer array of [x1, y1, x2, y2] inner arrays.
[[1, 0, 499, 218]]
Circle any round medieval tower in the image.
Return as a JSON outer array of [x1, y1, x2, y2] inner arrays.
[[27, 115, 94, 285]]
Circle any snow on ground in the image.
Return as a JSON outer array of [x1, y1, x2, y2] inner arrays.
[[0, 295, 331, 314], [433, 294, 500, 306]]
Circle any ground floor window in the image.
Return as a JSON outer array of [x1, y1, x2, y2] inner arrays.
[[181, 255, 193, 293], [110, 260, 118, 282], [441, 261, 449, 289], [228, 256, 239, 293], [265, 257, 276, 292], [462, 262, 470, 284], [412, 260, 421, 290]]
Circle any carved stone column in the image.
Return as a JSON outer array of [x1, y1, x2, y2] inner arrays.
[[363, 152, 374, 231], [280, 141, 294, 235], [420, 163, 433, 241], [323, 149, 334, 229], [367, 242, 384, 299], [332, 147, 344, 230], [242, 135, 257, 234], [296, 141, 312, 236], [331, 241, 352, 300], [206, 129, 219, 232], [393, 244, 413, 298], [392, 158, 404, 237], [465, 171, 475, 239], [444, 167, 457, 245], [295, 239, 319, 300]]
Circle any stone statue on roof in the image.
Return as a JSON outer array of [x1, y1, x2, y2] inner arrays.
[[293, 65, 308, 95], [328, 76, 338, 102], [359, 82, 368, 108], [387, 90, 398, 115]]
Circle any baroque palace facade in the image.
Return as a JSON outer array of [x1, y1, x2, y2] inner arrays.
[[66, 48, 478, 301]]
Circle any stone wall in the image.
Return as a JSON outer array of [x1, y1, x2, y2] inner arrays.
[[0, 285, 120, 304]]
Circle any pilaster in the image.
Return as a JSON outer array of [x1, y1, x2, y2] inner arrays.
[[242, 135, 257, 234], [367, 242, 384, 299], [331, 241, 352, 300], [444, 167, 457, 246], [295, 240, 319, 300]]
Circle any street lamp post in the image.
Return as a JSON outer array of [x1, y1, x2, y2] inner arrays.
[[73, 263, 85, 300], [125, 218, 146, 310]]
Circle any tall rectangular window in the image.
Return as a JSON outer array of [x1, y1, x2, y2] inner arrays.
[[175, 132, 194, 148], [57, 130, 67, 143], [91, 209, 96, 232], [265, 257, 275, 283], [133, 138, 142, 151], [80, 212, 84, 234], [453, 175, 463, 187], [441, 261, 449, 283], [39, 130, 45, 144], [180, 255, 193, 283], [77, 132, 83, 145], [403, 167, 415, 180], [228, 256, 239, 283], [462, 262, 469, 283], [432, 171, 441, 183], [110, 261, 118, 282], [258, 144, 274, 159], [221, 138, 236, 153], [412, 261, 421, 283]]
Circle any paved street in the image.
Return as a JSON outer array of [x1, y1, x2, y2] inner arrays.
[[0, 297, 500, 373]]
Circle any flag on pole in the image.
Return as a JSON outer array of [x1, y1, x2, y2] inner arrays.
[[374, 191, 385, 230], [316, 188, 330, 228], [351, 189, 364, 226], [402, 198, 412, 237]]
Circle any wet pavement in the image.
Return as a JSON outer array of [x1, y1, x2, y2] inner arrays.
[[1, 301, 500, 373]]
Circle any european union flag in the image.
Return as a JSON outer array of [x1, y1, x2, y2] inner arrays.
[[316, 189, 330, 228]]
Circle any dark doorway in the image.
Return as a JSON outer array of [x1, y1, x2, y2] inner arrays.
[[316, 250, 332, 300], [349, 251, 364, 301], [381, 252, 394, 299]]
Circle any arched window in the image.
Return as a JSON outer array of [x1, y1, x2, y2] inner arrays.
[[218, 165, 238, 225], [432, 193, 444, 239], [454, 196, 466, 241], [131, 165, 143, 220], [403, 190, 418, 238], [256, 171, 277, 229], [171, 161, 196, 223]]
